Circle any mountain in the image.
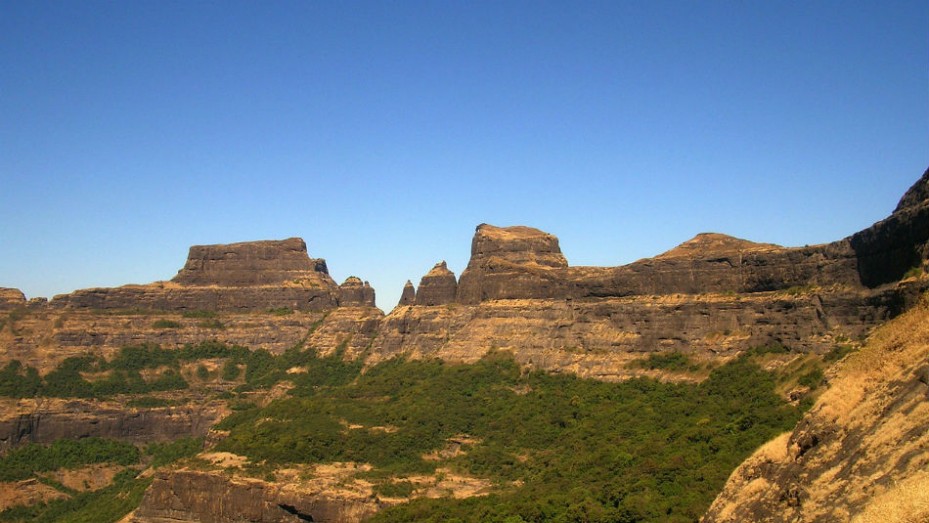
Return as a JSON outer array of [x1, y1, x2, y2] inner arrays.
[[0, 166, 927, 522]]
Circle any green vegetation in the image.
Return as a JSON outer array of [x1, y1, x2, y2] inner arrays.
[[268, 307, 294, 316], [0, 360, 41, 397], [151, 319, 182, 329], [904, 265, 924, 279], [797, 367, 825, 389], [197, 319, 225, 330], [0, 340, 362, 399], [824, 344, 857, 363], [215, 352, 800, 522], [181, 310, 216, 319], [628, 351, 700, 372], [0, 438, 139, 482], [145, 437, 203, 469], [747, 342, 791, 356], [0, 469, 150, 523]]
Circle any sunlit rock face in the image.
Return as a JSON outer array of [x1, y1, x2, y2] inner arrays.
[[415, 262, 457, 306], [48, 238, 346, 312]]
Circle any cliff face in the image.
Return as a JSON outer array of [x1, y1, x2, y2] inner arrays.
[[49, 238, 345, 312], [0, 288, 26, 311], [415, 262, 458, 306], [702, 296, 929, 522], [0, 397, 227, 451], [132, 468, 381, 523]]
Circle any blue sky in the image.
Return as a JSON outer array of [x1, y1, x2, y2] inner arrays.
[[2, 1, 927, 310]]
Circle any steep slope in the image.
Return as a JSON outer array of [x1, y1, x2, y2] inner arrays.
[[703, 294, 929, 522]]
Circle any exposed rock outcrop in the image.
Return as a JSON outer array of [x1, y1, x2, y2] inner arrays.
[[415, 262, 458, 306], [457, 224, 569, 303], [133, 468, 381, 523], [338, 277, 376, 307], [0, 398, 227, 451], [49, 238, 346, 312], [397, 281, 416, 307], [0, 288, 26, 311], [702, 296, 929, 522], [849, 167, 929, 287], [172, 238, 330, 287]]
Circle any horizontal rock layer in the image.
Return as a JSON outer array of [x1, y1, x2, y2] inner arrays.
[[132, 469, 380, 523], [0, 398, 227, 452]]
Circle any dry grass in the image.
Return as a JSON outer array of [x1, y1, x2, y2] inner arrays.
[[852, 470, 929, 523]]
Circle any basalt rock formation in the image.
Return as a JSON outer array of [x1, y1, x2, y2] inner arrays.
[[397, 280, 416, 306], [0, 397, 227, 451], [415, 262, 458, 306], [0, 288, 26, 311], [369, 169, 929, 376], [133, 468, 381, 523], [47, 238, 359, 312], [338, 277, 376, 307], [457, 225, 569, 303]]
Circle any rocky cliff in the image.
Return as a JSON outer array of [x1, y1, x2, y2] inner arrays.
[[371, 169, 929, 371], [132, 467, 381, 523], [49, 238, 346, 312], [0, 397, 227, 451], [702, 294, 929, 522], [0, 288, 26, 311], [415, 262, 458, 306]]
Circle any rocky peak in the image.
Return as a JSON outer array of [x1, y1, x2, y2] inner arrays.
[[415, 261, 458, 306], [339, 277, 376, 307], [0, 288, 26, 311], [172, 238, 330, 287], [894, 166, 929, 213], [849, 166, 929, 287], [468, 224, 568, 269], [397, 280, 416, 306], [457, 225, 570, 304], [656, 233, 782, 259]]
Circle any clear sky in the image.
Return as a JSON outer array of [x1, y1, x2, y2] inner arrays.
[[2, 1, 927, 310]]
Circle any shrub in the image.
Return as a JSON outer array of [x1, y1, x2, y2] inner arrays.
[[628, 351, 699, 372], [152, 319, 182, 329]]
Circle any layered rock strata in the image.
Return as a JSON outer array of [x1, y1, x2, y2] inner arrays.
[[0, 288, 26, 311], [132, 468, 381, 523], [415, 262, 458, 306], [49, 239, 352, 312], [0, 397, 227, 451], [338, 277, 376, 307], [397, 281, 416, 306]]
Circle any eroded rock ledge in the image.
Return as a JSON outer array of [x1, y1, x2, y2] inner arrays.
[[47, 239, 352, 312]]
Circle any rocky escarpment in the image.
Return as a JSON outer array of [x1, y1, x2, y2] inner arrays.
[[849, 167, 929, 287], [49, 238, 350, 312], [454, 225, 862, 303], [457, 225, 569, 303], [702, 296, 929, 522], [133, 468, 381, 523], [375, 169, 929, 366], [0, 288, 26, 311], [0, 397, 227, 451]]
